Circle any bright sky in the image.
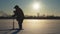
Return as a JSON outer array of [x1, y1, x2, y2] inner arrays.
[[0, 0, 60, 16]]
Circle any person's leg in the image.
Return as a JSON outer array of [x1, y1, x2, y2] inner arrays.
[[18, 19, 23, 29], [18, 21, 21, 29], [20, 23, 22, 29]]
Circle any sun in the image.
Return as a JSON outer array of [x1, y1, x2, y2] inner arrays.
[[33, 2, 40, 10]]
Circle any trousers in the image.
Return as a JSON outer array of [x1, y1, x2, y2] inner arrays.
[[18, 19, 23, 29]]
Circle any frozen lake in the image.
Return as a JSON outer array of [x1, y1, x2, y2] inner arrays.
[[0, 19, 60, 34]]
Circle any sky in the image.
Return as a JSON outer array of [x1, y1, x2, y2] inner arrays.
[[0, 0, 60, 16]]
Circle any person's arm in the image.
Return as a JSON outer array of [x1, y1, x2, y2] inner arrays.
[[12, 11, 16, 17]]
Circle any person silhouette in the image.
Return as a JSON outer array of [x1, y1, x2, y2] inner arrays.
[[12, 5, 24, 30]]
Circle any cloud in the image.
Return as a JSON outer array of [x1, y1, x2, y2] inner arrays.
[[0, 11, 8, 16]]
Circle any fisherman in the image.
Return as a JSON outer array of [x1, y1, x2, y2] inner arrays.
[[12, 5, 24, 30]]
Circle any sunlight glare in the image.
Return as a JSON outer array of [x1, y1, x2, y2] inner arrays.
[[33, 2, 40, 10]]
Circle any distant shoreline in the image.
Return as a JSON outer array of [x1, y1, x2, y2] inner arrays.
[[0, 17, 60, 19]]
